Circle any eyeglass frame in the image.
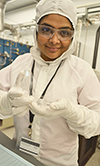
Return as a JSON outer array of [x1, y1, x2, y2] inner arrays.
[[36, 24, 74, 41]]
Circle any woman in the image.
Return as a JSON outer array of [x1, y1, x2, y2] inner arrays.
[[0, 0, 100, 166]]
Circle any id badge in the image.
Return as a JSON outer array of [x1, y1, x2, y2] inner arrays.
[[19, 137, 40, 156]]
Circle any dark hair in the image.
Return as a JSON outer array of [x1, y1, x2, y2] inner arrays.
[[37, 15, 48, 24], [38, 14, 74, 30]]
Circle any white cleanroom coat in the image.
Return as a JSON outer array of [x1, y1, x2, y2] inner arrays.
[[0, 50, 100, 166], [0, 0, 100, 165]]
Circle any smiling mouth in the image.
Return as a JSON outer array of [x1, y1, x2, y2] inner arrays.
[[46, 45, 60, 52]]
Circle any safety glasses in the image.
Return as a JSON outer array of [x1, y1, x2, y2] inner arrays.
[[36, 24, 74, 41]]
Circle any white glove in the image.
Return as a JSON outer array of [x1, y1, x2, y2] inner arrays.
[[0, 91, 13, 115], [50, 98, 100, 139], [8, 87, 30, 117], [0, 70, 31, 117], [29, 97, 66, 118], [10, 70, 31, 116], [50, 98, 85, 123], [0, 87, 23, 115]]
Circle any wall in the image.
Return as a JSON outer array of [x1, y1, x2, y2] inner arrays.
[[79, 24, 100, 71], [5, 5, 36, 24]]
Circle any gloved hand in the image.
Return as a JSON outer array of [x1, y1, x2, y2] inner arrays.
[[10, 70, 31, 116], [0, 67, 24, 115], [25, 96, 84, 122], [0, 70, 31, 117], [29, 97, 66, 118], [0, 91, 13, 115], [9, 87, 30, 117], [0, 86, 24, 115], [50, 98, 85, 123]]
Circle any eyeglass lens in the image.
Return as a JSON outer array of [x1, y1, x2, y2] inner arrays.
[[37, 25, 74, 41]]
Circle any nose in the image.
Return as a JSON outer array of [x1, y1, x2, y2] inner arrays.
[[49, 32, 60, 44]]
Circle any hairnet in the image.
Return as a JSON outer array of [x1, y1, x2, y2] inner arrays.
[[35, 0, 77, 29]]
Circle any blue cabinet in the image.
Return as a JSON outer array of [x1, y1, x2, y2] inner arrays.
[[0, 38, 31, 69]]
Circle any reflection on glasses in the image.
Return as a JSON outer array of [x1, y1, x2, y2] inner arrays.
[[36, 24, 74, 41]]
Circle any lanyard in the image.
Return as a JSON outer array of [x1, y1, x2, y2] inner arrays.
[[28, 59, 63, 137]]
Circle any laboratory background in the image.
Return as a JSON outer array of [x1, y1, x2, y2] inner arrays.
[[0, 0, 100, 166]]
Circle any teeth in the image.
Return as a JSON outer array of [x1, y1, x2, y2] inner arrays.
[[50, 47, 58, 49], [46, 45, 59, 51]]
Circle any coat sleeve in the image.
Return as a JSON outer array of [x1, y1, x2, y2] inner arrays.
[[67, 65, 100, 139], [0, 65, 13, 118]]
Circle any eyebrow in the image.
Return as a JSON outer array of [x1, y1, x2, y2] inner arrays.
[[40, 23, 73, 30]]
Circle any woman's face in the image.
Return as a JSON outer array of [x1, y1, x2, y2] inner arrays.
[[37, 14, 73, 61]]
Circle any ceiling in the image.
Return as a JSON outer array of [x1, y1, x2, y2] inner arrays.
[[5, 0, 100, 26], [5, 0, 39, 12], [5, 0, 100, 13]]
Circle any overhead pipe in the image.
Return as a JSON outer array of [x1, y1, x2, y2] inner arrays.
[[75, 19, 83, 57], [77, 2, 100, 9], [92, 26, 100, 69], [0, 0, 13, 32], [4, 23, 19, 42], [4, 23, 18, 36]]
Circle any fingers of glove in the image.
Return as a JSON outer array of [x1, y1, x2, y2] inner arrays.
[[50, 98, 67, 110], [12, 106, 29, 117], [8, 87, 24, 98], [29, 101, 65, 118], [29, 101, 41, 115], [10, 96, 30, 107], [45, 106, 65, 117]]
